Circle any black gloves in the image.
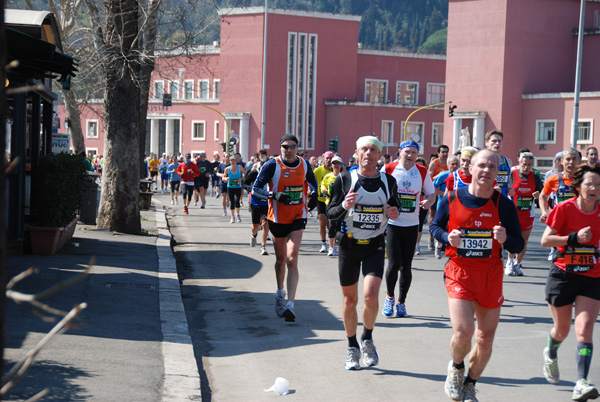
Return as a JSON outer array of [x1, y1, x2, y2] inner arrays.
[[272, 192, 291, 204], [307, 192, 318, 211]]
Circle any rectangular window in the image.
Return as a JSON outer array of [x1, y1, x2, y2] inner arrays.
[[536, 157, 554, 172], [396, 81, 418, 105], [286, 33, 297, 136], [427, 83, 445, 105], [535, 120, 556, 144], [86, 120, 98, 138], [154, 81, 164, 99], [365, 79, 387, 103], [170, 81, 179, 99], [576, 119, 593, 144], [199, 80, 209, 99], [381, 120, 394, 146], [192, 121, 206, 141], [213, 80, 220, 99], [184, 80, 194, 99], [214, 121, 220, 141], [432, 123, 444, 147], [402, 121, 425, 154]]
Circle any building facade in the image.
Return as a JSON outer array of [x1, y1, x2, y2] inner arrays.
[[59, 7, 447, 161]]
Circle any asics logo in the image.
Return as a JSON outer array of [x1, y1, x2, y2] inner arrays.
[[480, 212, 492, 217]]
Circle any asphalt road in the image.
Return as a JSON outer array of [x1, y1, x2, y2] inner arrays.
[[163, 191, 600, 402]]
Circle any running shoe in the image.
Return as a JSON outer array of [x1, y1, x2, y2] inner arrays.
[[327, 247, 335, 256], [201, 203, 205, 209], [444, 360, 464, 401], [572, 379, 599, 401], [345, 347, 361, 370], [463, 382, 478, 402], [396, 302, 407, 317], [513, 262, 524, 276], [194, 201, 198, 206], [183, 206, 189, 215], [435, 242, 443, 259], [170, 200, 174, 205], [428, 236, 435, 251], [175, 199, 178, 204], [360, 339, 379, 367], [504, 258, 515, 276], [251, 236, 257, 247], [331, 246, 338, 257], [275, 292, 286, 317], [414, 244, 421, 256], [543, 347, 560, 384], [382, 296, 395, 317], [216, 193, 220, 199], [237, 215, 242, 223], [230, 217, 235, 224], [223, 210, 227, 216], [548, 247, 556, 261], [319, 243, 328, 253], [282, 307, 295, 322], [261, 246, 269, 255]]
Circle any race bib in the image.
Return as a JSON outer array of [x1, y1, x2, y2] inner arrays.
[[557, 189, 575, 203], [230, 179, 239, 187], [199, 167, 206, 173], [457, 228, 493, 258], [352, 204, 384, 231], [564, 246, 596, 273], [496, 171, 508, 187], [398, 192, 417, 213], [516, 196, 533, 211], [284, 185, 304, 205]]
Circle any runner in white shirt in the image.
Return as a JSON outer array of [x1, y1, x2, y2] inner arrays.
[[382, 141, 436, 317]]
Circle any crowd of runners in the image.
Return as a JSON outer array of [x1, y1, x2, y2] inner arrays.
[[150, 133, 600, 402]]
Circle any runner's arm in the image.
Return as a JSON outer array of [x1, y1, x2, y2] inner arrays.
[[326, 173, 351, 221], [498, 196, 525, 254], [252, 159, 276, 199]]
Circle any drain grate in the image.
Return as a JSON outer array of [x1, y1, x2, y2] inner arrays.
[[105, 283, 157, 291]]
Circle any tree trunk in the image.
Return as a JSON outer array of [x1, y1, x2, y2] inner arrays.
[[62, 88, 86, 155], [96, 0, 141, 234]]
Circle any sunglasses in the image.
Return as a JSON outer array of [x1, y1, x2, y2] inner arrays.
[[281, 144, 297, 150]]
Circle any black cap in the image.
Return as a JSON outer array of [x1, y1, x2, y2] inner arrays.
[[185, 153, 191, 158], [280, 134, 299, 145]]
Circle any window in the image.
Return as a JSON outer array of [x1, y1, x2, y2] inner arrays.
[[575, 119, 593, 144], [213, 80, 220, 99], [401, 121, 425, 154], [365, 80, 387, 103], [381, 121, 394, 146], [432, 123, 444, 147], [86, 120, 99, 138], [184, 80, 194, 99], [396, 81, 418, 105], [427, 83, 445, 105], [192, 121, 206, 141], [154, 81, 164, 99], [536, 157, 554, 171], [535, 120, 556, 144], [191, 151, 205, 159], [214, 121, 220, 141], [199, 80, 209, 99], [169, 81, 179, 99]]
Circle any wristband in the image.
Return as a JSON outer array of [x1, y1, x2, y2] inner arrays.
[[567, 231, 578, 247]]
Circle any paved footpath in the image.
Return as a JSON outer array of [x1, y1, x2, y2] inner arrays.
[[164, 191, 600, 402]]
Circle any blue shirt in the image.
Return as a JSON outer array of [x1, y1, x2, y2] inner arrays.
[[166, 163, 181, 181]]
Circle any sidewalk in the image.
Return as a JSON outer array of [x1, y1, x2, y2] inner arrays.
[[4, 201, 200, 401]]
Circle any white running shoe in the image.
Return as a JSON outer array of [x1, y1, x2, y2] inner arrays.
[[345, 347, 361, 370], [319, 243, 328, 253], [504, 258, 515, 276], [572, 379, 599, 401], [445, 360, 464, 401], [435, 242, 443, 259], [223, 210, 227, 216], [327, 247, 335, 257], [230, 217, 235, 224], [175, 199, 178, 204], [170, 200, 174, 205], [414, 244, 421, 256], [275, 292, 286, 317], [251, 236, 257, 247], [261, 246, 269, 255], [513, 262, 524, 276], [360, 339, 379, 367], [194, 201, 198, 206], [548, 247, 556, 261], [237, 215, 242, 223], [543, 347, 560, 384], [462, 382, 478, 402]]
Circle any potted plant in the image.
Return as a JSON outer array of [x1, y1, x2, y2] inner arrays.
[[29, 153, 88, 255]]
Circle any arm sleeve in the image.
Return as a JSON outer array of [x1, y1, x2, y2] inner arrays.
[[252, 160, 276, 199], [498, 196, 525, 254], [534, 174, 544, 192], [327, 173, 351, 221], [430, 193, 450, 244]]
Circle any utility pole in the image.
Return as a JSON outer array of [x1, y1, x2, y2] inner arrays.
[[571, 0, 585, 148]]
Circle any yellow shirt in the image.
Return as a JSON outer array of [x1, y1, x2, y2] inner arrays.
[[313, 165, 333, 202], [149, 158, 160, 172], [321, 172, 338, 205]]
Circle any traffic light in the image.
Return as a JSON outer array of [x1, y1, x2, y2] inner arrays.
[[220, 142, 227, 152], [328, 138, 338, 152], [448, 104, 457, 117], [227, 136, 238, 154], [162, 94, 172, 107]]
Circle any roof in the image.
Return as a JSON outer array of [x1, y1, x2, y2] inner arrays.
[[5, 9, 63, 51]]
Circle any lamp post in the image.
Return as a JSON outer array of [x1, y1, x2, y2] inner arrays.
[[403, 100, 453, 141], [571, 0, 586, 148]]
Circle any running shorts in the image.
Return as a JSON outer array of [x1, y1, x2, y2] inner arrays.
[[545, 264, 600, 307], [251, 204, 268, 225], [338, 234, 385, 286], [268, 219, 307, 239], [444, 258, 504, 309]]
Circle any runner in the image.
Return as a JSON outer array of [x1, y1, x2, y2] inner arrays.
[[445, 147, 477, 193], [210, 153, 221, 197], [314, 151, 335, 253], [428, 145, 450, 251], [540, 148, 581, 223], [327, 135, 400, 370], [148, 152, 160, 191], [505, 152, 543, 276], [320, 155, 345, 257], [540, 164, 600, 402], [223, 154, 245, 223], [432, 155, 460, 259], [176, 153, 200, 215], [382, 141, 435, 318], [194, 152, 212, 208], [159, 153, 169, 193], [166, 156, 182, 205], [243, 160, 269, 255], [217, 153, 231, 216], [484, 130, 513, 197], [252, 134, 318, 322], [585, 146, 598, 168], [414, 156, 431, 256], [430, 149, 524, 402]]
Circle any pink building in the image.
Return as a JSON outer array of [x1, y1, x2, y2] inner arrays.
[[445, 0, 600, 170], [59, 7, 447, 161]]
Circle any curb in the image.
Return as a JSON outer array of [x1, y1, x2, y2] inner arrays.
[[154, 201, 201, 401]]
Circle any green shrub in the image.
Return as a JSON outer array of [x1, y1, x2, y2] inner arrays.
[[30, 153, 89, 227]]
